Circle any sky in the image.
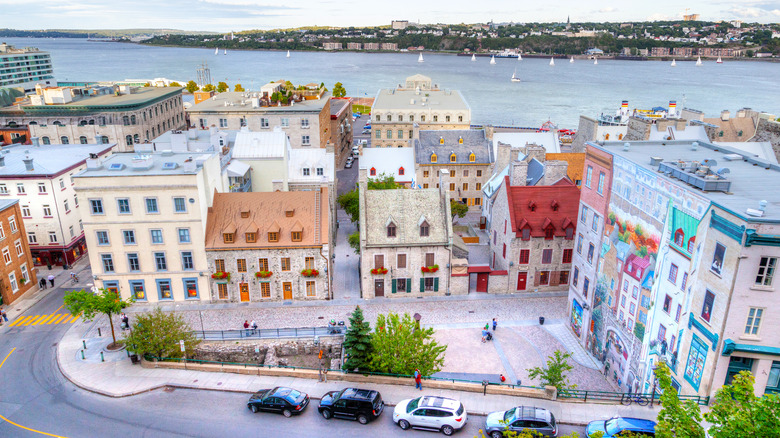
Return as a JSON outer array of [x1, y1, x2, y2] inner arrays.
[[2, 0, 779, 32]]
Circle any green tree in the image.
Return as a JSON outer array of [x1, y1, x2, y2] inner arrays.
[[450, 199, 468, 221], [369, 312, 446, 376], [168, 81, 182, 87], [216, 81, 229, 93], [185, 80, 199, 93], [234, 83, 245, 92], [332, 82, 346, 97], [64, 288, 134, 348], [633, 322, 645, 339], [342, 306, 373, 372], [202, 83, 216, 92], [654, 362, 705, 438], [704, 370, 780, 438], [348, 231, 360, 254], [527, 350, 576, 391], [124, 308, 200, 359]]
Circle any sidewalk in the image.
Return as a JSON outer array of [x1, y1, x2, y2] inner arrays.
[[57, 318, 659, 426]]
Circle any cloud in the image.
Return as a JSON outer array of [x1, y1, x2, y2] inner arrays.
[[597, 7, 617, 13], [646, 12, 676, 21], [197, 0, 299, 8], [725, 6, 780, 18]]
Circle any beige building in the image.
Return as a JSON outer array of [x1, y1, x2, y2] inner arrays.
[[204, 190, 331, 303], [358, 168, 455, 298], [74, 151, 225, 303], [0, 85, 186, 152], [371, 75, 471, 148], [187, 90, 331, 149]]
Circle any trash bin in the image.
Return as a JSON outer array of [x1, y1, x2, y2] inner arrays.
[[130, 354, 140, 364], [539, 317, 545, 325]]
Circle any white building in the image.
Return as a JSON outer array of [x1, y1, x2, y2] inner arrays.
[[359, 147, 416, 186], [0, 43, 55, 92]]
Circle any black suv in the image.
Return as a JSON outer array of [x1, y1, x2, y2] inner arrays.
[[318, 388, 384, 424]]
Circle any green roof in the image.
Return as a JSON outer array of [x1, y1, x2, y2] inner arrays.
[[0, 87, 183, 115], [668, 206, 699, 258]]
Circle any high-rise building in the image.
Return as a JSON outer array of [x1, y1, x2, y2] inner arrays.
[[0, 43, 55, 92]]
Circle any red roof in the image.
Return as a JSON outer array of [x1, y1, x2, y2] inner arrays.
[[505, 176, 581, 238], [624, 254, 650, 281]]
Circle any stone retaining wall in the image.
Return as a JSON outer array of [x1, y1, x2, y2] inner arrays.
[[191, 338, 341, 368]]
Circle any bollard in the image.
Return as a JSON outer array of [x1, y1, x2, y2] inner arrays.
[[100, 352, 104, 362], [81, 350, 85, 360], [82, 340, 87, 349], [98, 327, 101, 337], [482, 380, 489, 396]]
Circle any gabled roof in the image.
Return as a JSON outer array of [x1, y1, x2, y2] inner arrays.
[[624, 254, 650, 281], [415, 130, 494, 165], [363, 188, 449, 246], [505, 176, 580, 238], [360, 148, 416, 183]]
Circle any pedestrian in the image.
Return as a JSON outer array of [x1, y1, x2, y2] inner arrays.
[[39, 278, 47, 289], [251, 320, 258, 333], [122, 313, 129, 330], [1, 308, 8, 323], [481, 329, 488, 343], [413, 369, 422, 390], [492, 318, 497, 331], [243, 320, 249, 330], [47, 274, 55, 288]]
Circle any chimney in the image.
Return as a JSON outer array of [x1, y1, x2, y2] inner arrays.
[[524, 144, 546, 163], [495, 141, 512, 173], [510, 160, 528, 186], [542, 160, 569, 185], [721, 110, 730, 121], [483, 125, 495, 141], [438, 168, 448, 197], [94, 135, 103, 144], [23, 156, 34, 171], [31, 137, 40, 147], [271, 180, 284, 191], [86, 153, 102, 169], [358, 167, 368, 195]]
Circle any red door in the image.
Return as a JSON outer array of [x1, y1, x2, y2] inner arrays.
[[517, 272, 527, 291], [476, 273, 489, 292]]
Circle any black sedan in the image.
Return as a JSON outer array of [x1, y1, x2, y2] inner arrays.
[[247, 387, 310, 417]]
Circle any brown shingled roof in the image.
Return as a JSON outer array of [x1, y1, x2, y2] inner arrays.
[[205, 189, 329, 250]]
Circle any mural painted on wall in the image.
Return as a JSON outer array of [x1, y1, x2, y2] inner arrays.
[[604, 329, 629, 387], [571, 299, 583, 338]]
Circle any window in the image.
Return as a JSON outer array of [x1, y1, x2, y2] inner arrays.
[[96, 231, 110, 245], [425, 253, 435, 267], [281, 258, 290, 271], [217, 283, 228, 300], [90, 199, 104, 214], [41, 137, 50, 145], [268, 232, 278, 242], [8, 272, 17, 292], [582, 277, 589, 297], [42, 205, 52, 217], [576, 234, 583, 254], [519, 249, 530, 264], [281, 117, 289, 127], [397, 254, 407, 269], [542, 249, 553, 264], [681, 272, 688, 291], [237, 259, 247, 272], [449, 170, 456, 178], [258, 258, 269, 271], [48, 231, 57, 243], [562, 249, 573, 263], [101, 254, 114, 273], [123, 230, 136, 245], [701, 290, 715, 323], [668, 263, 678, 284], [260, 117, 269, 128], [1, 248, 10, 265], [580, 205, 588, 224], [375, 130, 381, 139], [663, 294, 672, 313], [219, 118, 228, 128], [245, 232, 256, 243], [684, 335, 708, 390], [449, 183, 455, 191], [397, 130, 403, 139], [420, 221, 429, 237], [463, 183, 469, 191], [27, 232, 36, 244], [745, 308, 763, 336], [74, 194, 79, 207], [373, 254, 384, 270], [587, 243, 594, 264], [16, 183, 25, 194], [449, 153, 456, 163], [539, 271, 550, 285], [173, 197, 187, 213], [585, 166, 593, 188], [756, 257, 777, 286], [291, 231, 302, 242], [63, 199, 71, 213], [306, 281, 316, 297], [572, 267, 579, 287], [675, 229, 684, 247], [629, 302, 636, 316], [177, 252, 190, 271], [154, 252, 167, 271], [386, 130, 392, 139], [150, 229, 163, 244], [157, 280, 173, 300], [145, 198, 159, 214], [127, 253, 140, 271], [387, 223, 396, 237], [316, 167, 324, 176], [632, 285, 639, 299], [423, 277, 435, 291], [20, 264, 29, 282], [502, 244, 506, 259], [711, 242, 725, 276], [675, 304, 682, 322], [591, 214, 599, 232], [446, 115, 451, 122], [302, 135, 311, 145]]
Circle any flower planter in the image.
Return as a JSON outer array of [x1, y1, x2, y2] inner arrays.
[[421, 265, 439, 273], [211, 272, 231, 283], [255, 271, 273, 279], [371, 267, 388, 275], [301, 269, 320, 277]]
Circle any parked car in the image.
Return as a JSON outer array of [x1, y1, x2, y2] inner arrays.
[[352, 146, 360, 156], [345, 160, 353, 168], [247, 387, 309, 417], [318, 388, 384, 424], [393, 395, 467, 436], [585, 417, 656, 437], [361, 129, 371, 134], [484, 406, 558, 437]]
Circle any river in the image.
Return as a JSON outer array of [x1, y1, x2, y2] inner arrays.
[[4, 37, 779, 128]]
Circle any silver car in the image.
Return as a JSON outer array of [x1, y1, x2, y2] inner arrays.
[[484, 406, 558, 437]]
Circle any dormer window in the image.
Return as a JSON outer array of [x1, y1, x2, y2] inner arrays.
[[398, 167, 405, 176], [387, 223, 396, 237], [430, 153, 437, 163], [240, 210, 250, 218], [420, 221, 429, 237], [551, 200, 559, 212], [545, 227, 555, 240], [303, 168, 310, 176], [468, 152, 475, 162], [268, 232, 278, 242], [522, 229, 531, 240], [674, 229, 684, 247], [439, 136, 444, 144], [528, 201, 536, 212], [370, 167, 377, 176], [687, 237, 696, 253], [291, 231, 302, 242], [246, 232, 257, 243], [285, 210, 294, 217], [223, 233, 235, 243], [450, 153, 457, 163], [459, 137, 464, 145]]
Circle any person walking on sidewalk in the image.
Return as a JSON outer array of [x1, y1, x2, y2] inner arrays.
[[492, 318, 497, 331], [121, 313, 130, 330], [0, 308, 6, 323], [413, 369, 423, 390], [250, 320, 258, 334], [39, 278, 47, 290], [243, 320, 249, 330], [47, 274, 55, 288]]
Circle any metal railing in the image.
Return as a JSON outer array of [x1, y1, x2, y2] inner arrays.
[[557, 388, 709, 406], [192, 326, 345, 341]]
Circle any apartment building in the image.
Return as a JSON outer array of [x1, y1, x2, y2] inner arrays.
[[0, 43, 55, 92], [329, 98, 353, 167], [0, 199, 37, 305]]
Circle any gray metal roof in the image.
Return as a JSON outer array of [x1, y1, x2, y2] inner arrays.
[[372, 88, 470, 112], [187, 91, 330, 114], [0, 199, 18, 212], [527, 158, 544, 186], [364, 188, 449, 246], [0, 143, 115, 177], [415, 130, 493, 165], [74, 151, 215, 178]]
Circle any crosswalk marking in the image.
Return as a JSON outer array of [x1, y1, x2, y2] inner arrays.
[[24, 315, 44, 326], [6, 313, 81, 329], [50, 314, 67, 324], [8, 315, 30, 327]]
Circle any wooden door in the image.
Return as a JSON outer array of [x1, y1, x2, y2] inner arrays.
[[479, 216, 486, 230], [476, 273, 488, 292], [283, 282, 292, 300], [239, 283, 250, 302], [374, 279, 384, 297], [517, 272, 527, 291]]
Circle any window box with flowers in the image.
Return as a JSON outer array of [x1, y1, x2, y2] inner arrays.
[[255, 271, 273, 279], [421, 264, 439, 273], [301, 269, 319, 277], [211, 271, 231, 283], [371, 267, 388, 275]]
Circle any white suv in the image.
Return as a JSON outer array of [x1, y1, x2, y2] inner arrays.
[[393, 396, 467, 436]]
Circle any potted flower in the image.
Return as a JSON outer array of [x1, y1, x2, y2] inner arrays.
[[301, 269, 319, 277], [370, 267, 388, 275], [211, 271, 231, 283], [255, 271, 273, 279], [421, 264, 439, 273]]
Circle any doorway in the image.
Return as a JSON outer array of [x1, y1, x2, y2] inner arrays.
[[374, 279, 384, 297], [283, 282, 293, 300], [476, 273, 488, 292], [239, 283, 250, 302], [517, 272, 527, 291]]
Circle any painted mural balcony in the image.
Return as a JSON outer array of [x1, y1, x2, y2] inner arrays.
[[649, 344, 679, 372]]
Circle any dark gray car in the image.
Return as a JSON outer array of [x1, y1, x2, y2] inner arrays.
[[484, 406, 558, 437]]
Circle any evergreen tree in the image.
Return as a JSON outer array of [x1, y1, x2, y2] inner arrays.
[[342, 306, 372, 372], [332, 82, 346, 97]]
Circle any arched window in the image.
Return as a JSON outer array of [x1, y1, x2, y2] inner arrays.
[[430, 153, 437, 163], [386, 114, 391, 121], [60, 136, 69, 144], [439, 137, 444, 144], [618, 133, 624, 140], [469, 152, 475, 162], [398, 167, 405, 176], [88, 119, 95, 125], [409, 115, 414, 122], [134, 134, 140, 144], [420, 221, 430, 237], [41, 136, 50, 145], [370, 167, 376, 176], [687, 237, 696, 253], [450, 153, 456, 163], [28, 121, 37, 125], [7, 121, 18, 128], [387, 222, 396, 237], [101, 136, 109, 144], [131, 115, 137, 125], [122, 116, 130, 126], [605, 133, 610, 140], [79, 120, 87, 126], [79, 136, 87, 144], [674, 228, 684, 247], [126, 135, 133, 146], [459, 137, 464, 145], [398, 115, 403, 122]]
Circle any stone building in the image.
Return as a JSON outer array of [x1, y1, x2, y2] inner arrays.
[[370, 75, 471, 148], [329, 98, 353, 168], [0, 199, 37, 305], [0, 85, 186, 152], [204, 190, 331, 302], [358, 168, 455, 298], [414, 129, 494, 211]]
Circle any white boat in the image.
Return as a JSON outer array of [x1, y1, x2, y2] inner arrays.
[[214, 47, 218, 55], [490, 55, 496, 65], [716, 56, 723, 64], [223, 49, 227, 55], [593, 58, 598, 65], [518, 54, 522, 61], [418, 53, 424, 63], [471, 54, 476, 61], [287, 50, 291, 58], [671, 59, 677, 67], [511, 68, 521, 82], [696, 56, 702, 66], [549, 57, 555, 66], [570, 56, 574, 63]]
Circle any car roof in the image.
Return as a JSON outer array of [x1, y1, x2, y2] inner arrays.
[[512, 406, 552, 422], [340, 388, 378, 401], [612, 417, 656, 431], [420, 396, 461, 411], [271, 387, 297, 397]]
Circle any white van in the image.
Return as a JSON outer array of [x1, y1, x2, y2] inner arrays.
[[351, 145, 360, 156]]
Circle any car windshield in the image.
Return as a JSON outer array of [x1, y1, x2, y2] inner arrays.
[[406, 398, 420, 413], [286, 390, 302, 400], [332, 389, 346, 401], [605, 419, 622, 435], [550, 413, 556, 427], [504, 408, 517, 422]]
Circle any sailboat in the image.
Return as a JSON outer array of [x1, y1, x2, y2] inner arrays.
[[223, 49, 227, 55], [549, 57, 555, 66], [594, 58, 598, 65], [570, 56, 574, 63], [418, 53, 424, 63], [511, 68, 521, 82], [490, 55, 496, 65], [671, 59, 677, 67], [471, 54, 476, 61], [287, 50, 291, 58], [696, 56, 702, 66], [214, 47, 219, 55], [518, 54, 522, 61], [716, 56, 723, 64]]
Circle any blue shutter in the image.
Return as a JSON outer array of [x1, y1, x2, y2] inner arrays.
[[434, 277, 439, 292], [407, 278, 411, 292], [420, 278, 424, 292]]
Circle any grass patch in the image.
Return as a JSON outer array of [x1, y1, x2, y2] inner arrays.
[[352, 104, 371, 114]]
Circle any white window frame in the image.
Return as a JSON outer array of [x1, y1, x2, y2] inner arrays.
[[756, 256, 777, 287], [744, 307, 763, 336], [9, 272, 18, 293], [27, 232, 37, 244]]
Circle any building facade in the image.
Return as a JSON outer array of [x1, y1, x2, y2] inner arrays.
[[0, 43, 55, 92], [0, 199, 37, 305], [329, 98, 353, 167]]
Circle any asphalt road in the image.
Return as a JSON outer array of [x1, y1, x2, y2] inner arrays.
[[0, 286, 586, 437]]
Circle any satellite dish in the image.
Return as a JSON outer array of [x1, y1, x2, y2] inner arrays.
[[702, 159, 718, 167]]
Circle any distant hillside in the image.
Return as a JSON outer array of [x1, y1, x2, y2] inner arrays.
[[0, 28, 219, 38]]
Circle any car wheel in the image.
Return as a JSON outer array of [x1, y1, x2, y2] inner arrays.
[[249, 405, 258, 413], [490, 431, 503, 438], [321, 409, 332, 419], [357, 414, 369, 425], [441, 425, 454, 436], [282, 409, 292, 418], [398, 419, 410, 430]]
